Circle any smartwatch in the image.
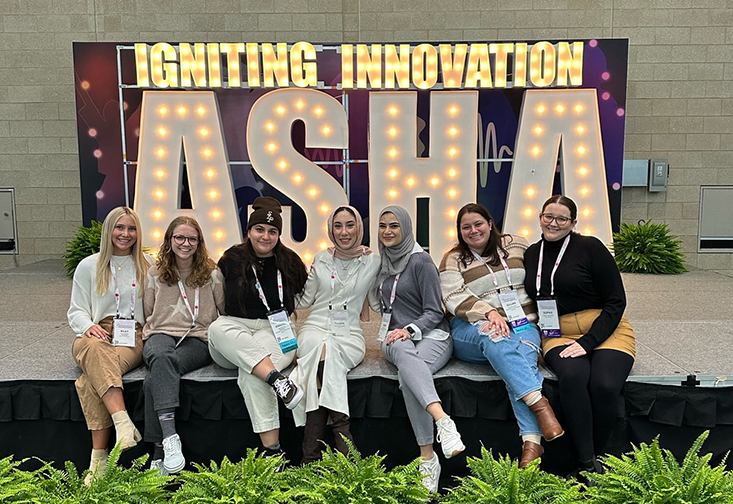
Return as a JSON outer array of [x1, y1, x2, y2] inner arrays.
[[405, 326, 416, 337]]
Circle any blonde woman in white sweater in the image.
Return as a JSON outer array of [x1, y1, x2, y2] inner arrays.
[[68, 206, 152, 483], [439, 203, 563, 468]]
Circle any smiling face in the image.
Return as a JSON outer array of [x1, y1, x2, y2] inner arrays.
[[539, 202, 576, 242], [459, 212, 492, 254], [247, 223, 279, 257], [332, 209, 359, 250], [171, 223, 199, 267], [111, 215, 137, 255], [378, 212, 403, 248]]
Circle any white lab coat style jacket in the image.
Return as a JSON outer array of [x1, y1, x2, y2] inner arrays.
[[290, 250, 381, 427]]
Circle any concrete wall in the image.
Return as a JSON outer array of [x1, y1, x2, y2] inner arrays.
[[1, 0, 732, 270]]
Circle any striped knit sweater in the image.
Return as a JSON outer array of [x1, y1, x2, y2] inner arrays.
[[439, 235, 538, 324]]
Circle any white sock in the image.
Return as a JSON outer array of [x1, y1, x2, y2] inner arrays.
[[523, 391, 542, 407], [522, 434, 542, 445]]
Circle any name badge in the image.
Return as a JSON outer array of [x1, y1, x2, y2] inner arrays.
[[267, 309, 298, 353], [377, 311, 392, 341], [329, 310, 350, 338], [537, 298, 561, 338], [112, 318, 136, 347], [497, 290, 530, 333]]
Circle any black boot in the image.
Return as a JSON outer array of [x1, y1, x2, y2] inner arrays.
[[301, 407, 329, 464], [329, 410, 355, 455]]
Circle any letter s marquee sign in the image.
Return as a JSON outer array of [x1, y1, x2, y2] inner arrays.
[[72, 39, 628, 262]]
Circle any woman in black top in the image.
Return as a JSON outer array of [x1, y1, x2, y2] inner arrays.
[[524, 195, 635, 476]]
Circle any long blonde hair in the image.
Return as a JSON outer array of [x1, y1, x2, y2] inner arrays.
[[95, 207, 149, 295]]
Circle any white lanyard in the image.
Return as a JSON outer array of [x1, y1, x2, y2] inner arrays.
[[110, 262, 136, 319], [379, 274, 400, 312], [251, 266, 284, 313], [536, 234, 571, 297], [471, 251, 513, 289], [176, 280, 200, 328]]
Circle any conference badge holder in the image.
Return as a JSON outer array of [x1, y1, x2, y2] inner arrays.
[[498, 290, 531, 333], [268, 309, 298, 353], [537, 298, 561, 338], [112, 318, 136, 347], [377, 310, 392, 342], [329, 309, 350, 337]]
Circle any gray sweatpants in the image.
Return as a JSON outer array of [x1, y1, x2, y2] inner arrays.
[[380, 336, 453, 446], [142, 333, 211, 443]]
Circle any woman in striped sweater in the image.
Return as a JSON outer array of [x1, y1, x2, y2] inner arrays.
[[439, 203, 563, 468]]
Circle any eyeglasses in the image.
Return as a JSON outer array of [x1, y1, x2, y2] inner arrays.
[[540, 213, 572, 225], [172, 235, 199, 245]]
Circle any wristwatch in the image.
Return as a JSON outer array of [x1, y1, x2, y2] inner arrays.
[[405, 326, 416, 337]]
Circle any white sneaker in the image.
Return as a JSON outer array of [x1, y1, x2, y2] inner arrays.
[[436, 416, 465, 459], [418, 455, 441, 493], [162, 434, 185, 473], [149, 459, 169, 476]]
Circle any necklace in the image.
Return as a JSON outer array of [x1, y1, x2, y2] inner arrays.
[[112, 255, 131, 271], [335, 258, 351, 271]]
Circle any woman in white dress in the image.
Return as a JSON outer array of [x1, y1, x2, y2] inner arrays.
[[290, 205, 380, 463]]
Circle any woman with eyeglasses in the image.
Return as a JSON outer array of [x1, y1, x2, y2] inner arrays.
[[439, 203, 563, 469], [141, 216, 226, 474], [524, 195, 635, 478]]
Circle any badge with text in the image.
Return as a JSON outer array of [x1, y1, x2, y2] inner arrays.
[[267, 309, 298, 353], [497, 290, 531, 333], [537, 298, 561, 338], [377, 311, 393, 342], [329, 310, 350, 337], [112, 318, 136, 347]]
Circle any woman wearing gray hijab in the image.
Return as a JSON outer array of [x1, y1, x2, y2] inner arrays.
[[375, 205, 465, 493]]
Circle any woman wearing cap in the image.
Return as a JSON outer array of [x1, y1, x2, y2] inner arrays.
[[375, 205, 465, 493], [207, 196, 308, 459], [524, 195, 635, 477], [141, 216, 226, 474], [439, 203, 563, 469], [289, 205, 381, 463], [68, 206, 152, 483]]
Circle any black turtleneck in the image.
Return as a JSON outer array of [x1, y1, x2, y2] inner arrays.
[[523, 232, 627, 352], [218, 245, 282, 319]]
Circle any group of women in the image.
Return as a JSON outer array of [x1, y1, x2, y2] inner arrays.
[[68, 194, 635, 491]]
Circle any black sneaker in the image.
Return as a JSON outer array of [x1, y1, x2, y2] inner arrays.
[[262, 446, 286, 472], [271, 375, 304, 410]]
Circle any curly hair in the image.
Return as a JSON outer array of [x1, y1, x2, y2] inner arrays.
[[156, 216, 216, 287]]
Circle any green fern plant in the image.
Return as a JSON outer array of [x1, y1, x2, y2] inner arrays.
[[63, 220, 103, 278], [283, 436, 429, 504], [585, 431, 733, 504], [0, 455, 41, 503], [170, 449, 289, 504], [441, 446, 585, 504], [613, 220, 688, 274], [32, 444, 170, 504]]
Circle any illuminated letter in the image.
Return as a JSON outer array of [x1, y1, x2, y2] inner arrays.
[[290, 41, 318, 87], [529, 41, 556, 87], [356, 44, 382, 89], [179, 43, 208, 87], [341, 44, 354, 89], [465, 44, 492, 88], [556, 41, 583, 86], [207, 43, 222, 87], [504, 89, 612, 245], [262, 43, 289, 87], [490, 43, 513, 88], [134, 43, 150, 87], [439, 43, 467, 88], [219, 43, 244, 87], [412, 44, 438, 89], [369, 91, 478, 263], [134, 91, 242, 257], [150, 43, 179, 88], [247, 89, 349, 262], [514, 43, 528, 87], [385, 44, 411, 89], [246, 43, 261, 87]]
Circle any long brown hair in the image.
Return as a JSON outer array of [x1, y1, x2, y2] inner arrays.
[[156, 216, 216, 287], [448, 203, 511, 268], [96, 207, 149, 295]]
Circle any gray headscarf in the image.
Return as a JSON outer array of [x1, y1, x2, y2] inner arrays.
[[377, 205, 416, 285]]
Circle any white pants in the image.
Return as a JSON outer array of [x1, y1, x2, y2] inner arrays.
[[208, 316, 295, 433]]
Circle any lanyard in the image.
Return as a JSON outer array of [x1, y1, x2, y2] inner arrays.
[[536, 234, 571, 297], [251, 266, 283, 312], [471, 250, 513, 288], [379, 274, 400, 312], [176, 280, 200, 328], [329, 266, 349, 311], [110, 262, 136, 319]]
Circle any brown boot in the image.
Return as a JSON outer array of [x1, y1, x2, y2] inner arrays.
[[302, 407, 329, 464], [528, 397, 564, 441], [519, 441, 544, 468], [328, 410, 355, 455]]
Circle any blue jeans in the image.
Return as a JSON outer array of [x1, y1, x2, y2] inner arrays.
[[450, 317, 543, 436]]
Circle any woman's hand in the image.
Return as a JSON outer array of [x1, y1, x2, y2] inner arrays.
[[385, 328, 411, 345], [84, 324, 110, 340], [482, 309, 510, 339], [559, 341, 587, 358]]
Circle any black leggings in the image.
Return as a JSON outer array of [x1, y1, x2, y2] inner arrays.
[[544, 347, 634, 463]]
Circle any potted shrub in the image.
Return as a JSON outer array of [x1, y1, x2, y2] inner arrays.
[[613, 220, 688, 274]]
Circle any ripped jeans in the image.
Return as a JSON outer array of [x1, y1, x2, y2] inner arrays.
[[450, 318, 543, 436]]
